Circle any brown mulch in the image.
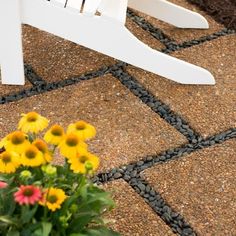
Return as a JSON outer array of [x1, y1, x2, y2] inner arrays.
[[187, 0, 236, 30]]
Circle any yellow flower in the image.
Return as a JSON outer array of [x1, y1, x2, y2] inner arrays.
[[0, 136, 8, 149], [4, 131, 30, 154], [68, 151, 99, 174], [18, 112, 49, 134], [21, 144, 45, 167], [59, 133, 87, 159], [44, 125, 65, 146], [0, 151, 20, 173], [67, 121, 96, 141], [33, 139, 52, 163], [40, 188, 67, 212]]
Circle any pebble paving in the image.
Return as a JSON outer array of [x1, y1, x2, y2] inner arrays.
[[0, 0, 236, 235]]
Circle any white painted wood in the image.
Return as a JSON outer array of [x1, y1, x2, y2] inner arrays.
[[0, 0, 215, 85], [98, 0, 128, 24], [21, 0, 215, 84], [67, 0, 83, 11], [83, 0, 101, 15], [128, 0, 209, 28], [50, 0, 65, 7], [0, 0, 25, 85]]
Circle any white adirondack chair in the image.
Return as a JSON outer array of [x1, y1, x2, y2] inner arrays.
[[0, 0, 215, 85]]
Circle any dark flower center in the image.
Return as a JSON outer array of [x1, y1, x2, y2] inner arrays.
[[23, 188, 33, 197], [34, 142, 46, 153], [51, 126, 63, 136], [27, 113, 38, 122], [66, 137, 78, 147], [26, 149, 37, 159], [12, 134, 25, 145], [76, 123, 86, 130], [2, 153, 11, 163], [48, 195, 58, 204], [79, 156, 88, 164]]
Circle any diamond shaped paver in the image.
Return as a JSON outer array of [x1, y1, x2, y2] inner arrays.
[[142, 139, 236, 236], [104, 180, 175, 236], [128, 35, 236, 137], [22, 25, 116, 83]]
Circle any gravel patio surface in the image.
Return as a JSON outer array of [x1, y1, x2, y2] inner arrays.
[[0, 0, 235, 235]]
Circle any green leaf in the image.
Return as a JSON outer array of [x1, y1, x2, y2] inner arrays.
[[1, 191, 16, 215], [0, 215, 18, 226], [32, 222, 52, 236], [68, 214, 93, 232], [21, 205, 38, 224], [42, 222, 52, 236], [6, 230, 20, 236], [21, 222, 41, 236]]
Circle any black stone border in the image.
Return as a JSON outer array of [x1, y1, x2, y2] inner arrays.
[[127, 9, 177, 48]]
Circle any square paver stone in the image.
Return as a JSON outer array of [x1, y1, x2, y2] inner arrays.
[[103, 180, 175, 236], [0, 74, 187, 171], [128, 35, 236, 137], [142, 139, 236, 236], [22, 25, 116, 83], [130, 0, 224, 43]]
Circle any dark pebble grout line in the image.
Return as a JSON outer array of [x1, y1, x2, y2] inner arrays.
[[127, 8, 177, 48], [127, 8, 235, 54], [0, 63, 124, 104], [126, 176, 197, 236], [2, 27, 234, 106], [110, 66, 201, 142], [161, 28, 236, 54], [24, 64, 47, 86], [94, 127, 236, 184], [94, 127, 236, 235], [95, 174, 197, 236]]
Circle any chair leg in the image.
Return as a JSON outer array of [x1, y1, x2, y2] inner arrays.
[[0, 0, 25, 85], [128, 0, 209, 29], [113, 27, 215, 84]]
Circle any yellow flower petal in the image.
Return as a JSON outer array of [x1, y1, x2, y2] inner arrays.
[[68, 151, 99, 174], [0, 151, 20, 173], [21, 144, 45, 167], [40, 188, 67, 212], [4, 131, 30, 154], [67, 121, 96, 141], [59, 133, 87, 159], [44, 124, 65, 146], [18, 112, 49, 134], [33, 139, 52, 163]]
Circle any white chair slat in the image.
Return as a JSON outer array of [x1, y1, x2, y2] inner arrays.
[[83, 0, 101, 15], [50, 0, 65, 7], [67, 0, 83, 11], [98, 0, 128, 24]]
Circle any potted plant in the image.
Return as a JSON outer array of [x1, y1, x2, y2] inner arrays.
[[0, 112, 119, 236]]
